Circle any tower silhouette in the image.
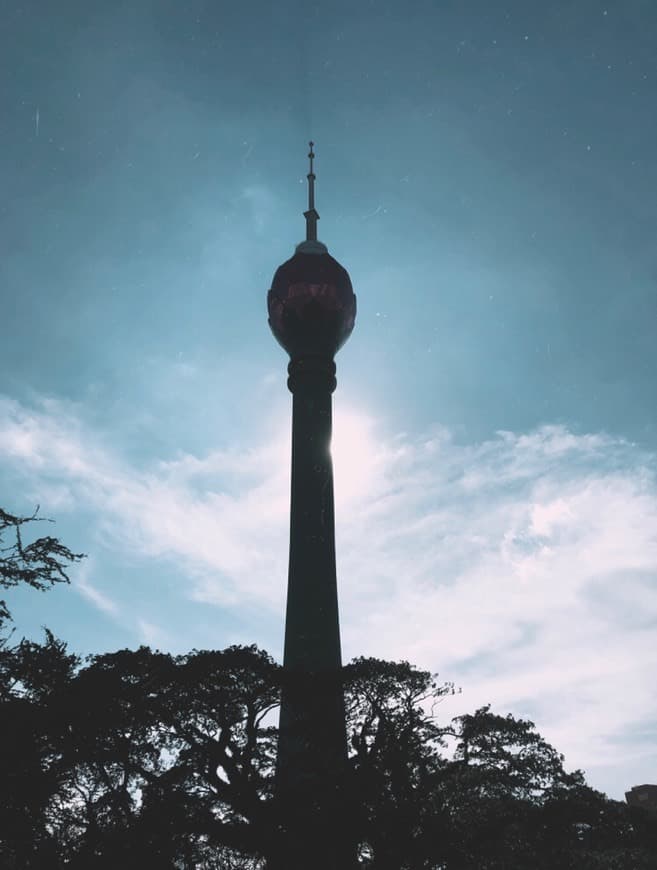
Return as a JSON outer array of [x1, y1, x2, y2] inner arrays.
[[267, 143, 357, 869]]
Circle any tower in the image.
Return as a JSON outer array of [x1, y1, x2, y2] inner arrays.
[[267, 143, 357, 868]]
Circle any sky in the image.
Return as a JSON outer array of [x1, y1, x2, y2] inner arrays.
[[1, 0, 656, 802]]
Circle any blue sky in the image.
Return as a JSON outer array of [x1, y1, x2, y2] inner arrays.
[[2, 0, 656, 801]]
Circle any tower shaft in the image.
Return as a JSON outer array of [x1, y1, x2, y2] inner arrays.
[[270, 358, 355, 869], [285, 359, 341, 675]]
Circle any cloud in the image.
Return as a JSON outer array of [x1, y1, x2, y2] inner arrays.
[[1, 394, 656, 798], [73, 569, 119, 616], [0, 395, 290, 611], [333, 424, 657, 793]]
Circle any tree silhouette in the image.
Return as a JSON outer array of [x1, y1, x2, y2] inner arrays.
[[0, 506, 85, 630], [1, 506, 655, 868], [2, 639, 655, 868], [1, 641, 277, 868], [344, 657, 455, 868]]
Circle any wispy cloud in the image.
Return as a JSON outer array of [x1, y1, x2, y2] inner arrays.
[[0, 395, 290, 609], [74, 559, 120, 617], [333, 423, 657, 792], [1, 394, 656, 797]]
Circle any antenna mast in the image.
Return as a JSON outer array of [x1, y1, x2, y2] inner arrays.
[[304, 141, 319, 241]]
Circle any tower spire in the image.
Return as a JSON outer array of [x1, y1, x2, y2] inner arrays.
[[303, 141, 320, 243]]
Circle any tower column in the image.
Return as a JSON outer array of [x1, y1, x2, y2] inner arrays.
[[285, 357, 340, 675], [270, 357, 354, 868]]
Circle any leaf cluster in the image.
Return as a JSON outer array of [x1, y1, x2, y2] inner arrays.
[[0, 507, 85, 629]]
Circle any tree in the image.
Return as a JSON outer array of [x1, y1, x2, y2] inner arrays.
[[1, 642, 277, 868], [1, 507, 655, 867], [345, 675, 657, 869], [344, 657, 456, 869], [2, 642, 656, 869], [0, 505, 85, 867], [0, 506, 85, 631], [0, 629, 81, 868], [428, 706, 657, 870], [430, 706, 585, 868]]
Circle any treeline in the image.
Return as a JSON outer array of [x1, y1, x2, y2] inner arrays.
[[1, 508, 655, 868]]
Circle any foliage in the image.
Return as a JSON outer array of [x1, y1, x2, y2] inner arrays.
[[0, 506, 85, 630], [2, 640, 655, 868], [1, 640, 275, 868], [1, 505, 655, 867], [344, 657, 455, 869]]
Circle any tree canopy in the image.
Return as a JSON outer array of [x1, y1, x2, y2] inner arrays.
[[2, 640, 655, 869], [1, 508, 655, 868]]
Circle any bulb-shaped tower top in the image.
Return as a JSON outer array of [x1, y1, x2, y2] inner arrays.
[[267, 142, 357, 360]]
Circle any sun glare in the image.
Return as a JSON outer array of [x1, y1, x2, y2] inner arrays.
[[331, 407, 379, 508]]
